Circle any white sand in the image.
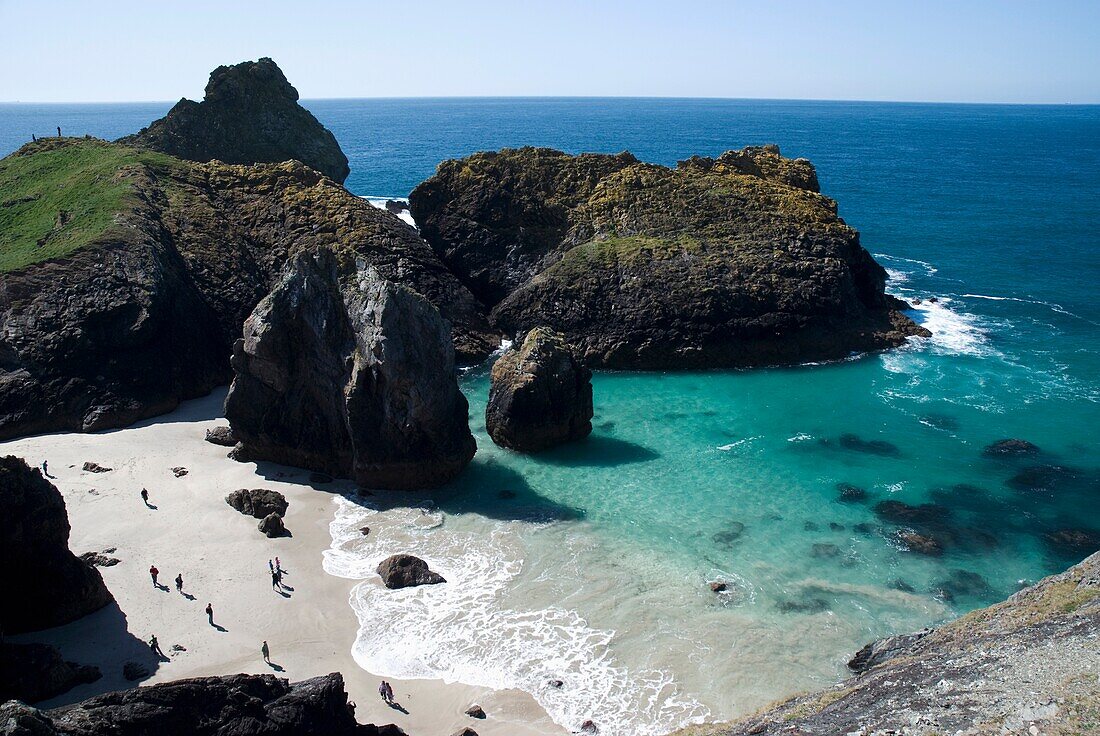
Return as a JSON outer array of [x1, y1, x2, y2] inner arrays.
[[4, 391, 566, 736]]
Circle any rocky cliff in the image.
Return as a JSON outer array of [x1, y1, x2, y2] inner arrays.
[[0, 456, 113, 634], [0, 673, 402, 736], [674, 551, 1100, 736], [119, 58, 350, 183], [224, 250, 476, 489], [411, 145, 927, 369], [486, 327, 593, 451], [0, 138, 495, 440]]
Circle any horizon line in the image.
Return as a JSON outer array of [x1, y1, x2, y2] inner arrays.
[[2, 94, 1098, 107]]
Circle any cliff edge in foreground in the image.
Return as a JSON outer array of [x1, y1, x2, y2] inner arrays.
[[674, 551, 1099, 736]]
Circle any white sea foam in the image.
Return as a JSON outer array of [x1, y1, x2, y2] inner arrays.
[[323, 496, 709, 736], [906, 297, 995, 357], [716, 436, 761, 451], [786, 433, 814, 443], [363, 196, 417, 228]]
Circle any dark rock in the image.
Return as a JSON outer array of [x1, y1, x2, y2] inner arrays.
[[450, 730, 479, 736], [171, 466, 188, 477], [853, 522, 876, 535], [888, 578, 915, 593], [0, 456, 113, 633], [464, 705, 486, 719], [258, 512, 288, 538], [846, 628, 933, 673], [1006, 464, 1080, 494], [1043, 528, 1100, 557], [580, 720, 598, 734], [226, 488, 289, 519], [376, 554, 446, 589], [79, 551, 120, 567], [709, 581, 729, 593], [6, 672, 390, 735], [812, 543, 840, 558], [0, 641, 101, 704], [205, 426, 238, 446], [224, 250, 476, 490], [829, 522, 845, 531], [548, 679, 564, 688], [931, 569, 995, 602], [836, 483, 868, 503], [122, 661, 150, 682], [895, 529, 944, 556], [384, 200, 408, 214], [712, 521, 745, 547], [803, 521, 819, 532], [359, 526, 371, 536], [873, 500, 950, 527], [485, 327, 593, 452], [836, 433, 901, 457], [119, 58, 350, 183], [81, 462, 111, 473], [410, 146, 926, 370], [982, 438, 1041, 458]]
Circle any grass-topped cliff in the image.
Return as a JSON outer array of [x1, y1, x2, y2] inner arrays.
[[0, 139, 184, 272]]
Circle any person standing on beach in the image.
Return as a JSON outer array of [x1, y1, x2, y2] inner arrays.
[[206, 603, 214, 626], [275, 557, 282, 573], [268, 559, 274, 574], [175, 573, 184, 594], [378, 680, 390, 704], [261, 640, 270, 664], [41, 460, 49, 477], [149, 565, 159, 587], [141, 488, 151, 507], [271, 569, 281, 591], [149, 634, 165, 658]]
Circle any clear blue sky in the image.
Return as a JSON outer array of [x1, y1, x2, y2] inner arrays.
[[2, 0, 1098, 103]]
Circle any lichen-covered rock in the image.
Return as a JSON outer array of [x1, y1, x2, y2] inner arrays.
[[226, 488, 288, 519], [376, 554, 446, 589], [224, 250, 476, 490], [119, 58, 350, 183], [485, 327, 593, 452], [411, 146, 927, 369], [0, 456, 113, 634], [0, 642, 101, 704], [0, 672, 397, 736]]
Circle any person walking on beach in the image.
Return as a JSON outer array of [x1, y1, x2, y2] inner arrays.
[[149, 634, 165, 658], [41, 460, 50, 478], [261, 640, 270, 664], [378, 680, 394, 704], [268, 559, 274, 574], [206, 603, 214, 626], [175, 573, 184, 594], [149, 565, 159, 587], [141, 488, 150, 507]]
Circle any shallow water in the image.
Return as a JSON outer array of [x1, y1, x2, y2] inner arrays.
[[3, 98, 1099, 735]]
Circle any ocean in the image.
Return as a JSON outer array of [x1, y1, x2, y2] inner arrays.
[[3, 98, 1099, 735]]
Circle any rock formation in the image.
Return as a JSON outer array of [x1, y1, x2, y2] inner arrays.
[[226, 488, 288, 519], [983, 438, 1041, 457], [376, 554, 446, 588], [410, 145, 927, 369], [0, 672, 404, 736], [0, 136, 494, 440], [224, 250, 476, 490], [0, 456, 113, 634], [119, 58, 350, 183], [204, 426, 237, 446], [0, 642, 101, 705], [258, 513, 288, 538], [485, 327, 593, 451], [673, 551, 1100, 736]]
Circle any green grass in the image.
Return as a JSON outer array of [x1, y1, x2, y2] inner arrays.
[[0, 139, 184, 272]]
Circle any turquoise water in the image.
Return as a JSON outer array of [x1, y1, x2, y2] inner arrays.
[[3, 99, 1098, 734]]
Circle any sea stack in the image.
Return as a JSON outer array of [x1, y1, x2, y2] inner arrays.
[[224, 249, 476, 490], [119, 57, 350, 183], [486, 327, 593, 452]]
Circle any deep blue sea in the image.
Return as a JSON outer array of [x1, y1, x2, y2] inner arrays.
[[3, 99, 1099, 735]]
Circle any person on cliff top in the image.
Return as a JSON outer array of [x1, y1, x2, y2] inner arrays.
[[149, 565, 159, 587]]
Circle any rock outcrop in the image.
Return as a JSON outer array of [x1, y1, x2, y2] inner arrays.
[[258, 513, 288, 538], [411, 146, 927, 369], [485, 327, 593, 451], [225, 488, 288, 519], [0, 135, 494, 440], [673, 551, 1100, 736], [204, 426, 237, 446], [224, 250, 476, 490], [119, 58, 350, 183], [0, 456, 113, 634], [0, 672, 402, 736], [0, 642, 100, 705], [376, 554, 446, 589]]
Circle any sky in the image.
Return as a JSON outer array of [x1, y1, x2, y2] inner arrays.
[[1, 0, 1098, 104]]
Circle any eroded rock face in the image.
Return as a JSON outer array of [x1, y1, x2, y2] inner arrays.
[[120, 58, 350, 183], [226, 488, 288, 519], [225, 250, 475, 490], [411, 146, 927, 369], [0, 456, 113, 634], [0, 672, 399, 736], [376, 554, 446, 589], [486, 328, 593, 452]]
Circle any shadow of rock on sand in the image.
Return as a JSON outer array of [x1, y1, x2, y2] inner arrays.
[[7, 602, 159, 707]]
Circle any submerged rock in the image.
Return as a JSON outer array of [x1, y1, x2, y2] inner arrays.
[[1043, 528, 1100, 557], [874, 499, 950, 527], [224, 250, 476, 490], [410, 146, 926, 369], [982, 438, 1041, 458], [120, 58, 350, 183], [376, 554, 446, 589], [895, 529, 944, 556], [836, 483, 868, 503], [811, 543, 841, 558], [0, 456, 113, 633], [226, 488, 289, 519], [485, 327, 593, 452], [931, 569, 995, 602], [835, 433, 901, 457]]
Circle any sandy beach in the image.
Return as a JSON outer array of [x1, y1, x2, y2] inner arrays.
[[3, 390, 566, 736]]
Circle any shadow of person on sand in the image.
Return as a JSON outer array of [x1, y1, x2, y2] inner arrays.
[[267, 661, 285, 672], [386, 701, 410, 714]]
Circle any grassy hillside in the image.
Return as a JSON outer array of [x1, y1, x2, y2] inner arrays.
[[0, 138, 183, 272]]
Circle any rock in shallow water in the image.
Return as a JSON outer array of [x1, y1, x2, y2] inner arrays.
[[224, 249, 476, 490], [485, 327, 593, 452], [376, 554, 446, 589]]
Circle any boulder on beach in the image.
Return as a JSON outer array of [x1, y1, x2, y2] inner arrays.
[[0, 641, 101, 704], [82, 462, 111, 473], [224, 249, 476, 490], [226, 488, 289, 519], [485, 327, 593, 452], [376, 554, 446, 589], [464, 705, 486, 719], [0, 456, 114, 634], [205, 426, 238, 447], [258, 512, 289, 538]]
